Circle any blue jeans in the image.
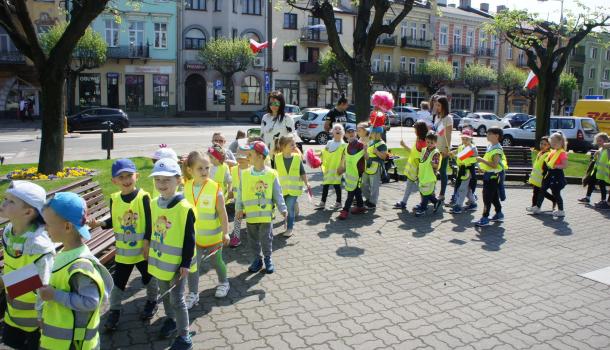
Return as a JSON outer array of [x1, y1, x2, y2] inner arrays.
[[284, 195, 298, 229]]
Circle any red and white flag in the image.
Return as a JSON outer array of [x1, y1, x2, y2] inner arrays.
[[400, 92, 406, 105], [249, 38, 278, 54], [2, 263, 43, 299], [457, 146, 475, 161], [436, 122, 446, 137], [524, 70, 539, 90]]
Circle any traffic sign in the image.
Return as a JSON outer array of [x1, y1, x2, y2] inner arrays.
[[264, 73, 270, 93], [215, 79, 223, 89]]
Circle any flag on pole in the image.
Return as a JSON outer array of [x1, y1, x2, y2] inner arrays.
[[436, 122, 446, 137], [249, 38, 278, 54], [524, 70, 539, 90], [2, 263, 43, 299], [400, 92, 406, 105], [457, 145, 475, 161]]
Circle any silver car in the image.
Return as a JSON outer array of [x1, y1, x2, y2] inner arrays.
[[298, 108, 357, 145], [502, 116, 597, 152]]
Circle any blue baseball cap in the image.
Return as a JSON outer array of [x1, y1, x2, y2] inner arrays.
[[150, 158, 182, 177], [112, 158, 137, 177], [46, 192, 90, 240]]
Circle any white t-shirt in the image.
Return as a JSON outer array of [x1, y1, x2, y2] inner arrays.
[[416, 110, 433, 127]]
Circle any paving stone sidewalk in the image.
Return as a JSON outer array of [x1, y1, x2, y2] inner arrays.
[[101, 177, 610, 350]]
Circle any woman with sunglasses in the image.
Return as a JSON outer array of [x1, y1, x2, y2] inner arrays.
[[260, 91, 298, 156]]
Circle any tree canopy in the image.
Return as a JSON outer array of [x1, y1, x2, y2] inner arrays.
[[463, 64, 497, 112], [418, 59, 453, 95], [498, 65, 527, 113], [318, 51, 348, 96], [556, 72, 578, 114]]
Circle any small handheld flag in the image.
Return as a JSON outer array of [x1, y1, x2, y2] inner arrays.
[[2, 263, 43, 299], [436, 122, 446, 137], [400, 93, 406, 105], [457, 146, 475, 161]]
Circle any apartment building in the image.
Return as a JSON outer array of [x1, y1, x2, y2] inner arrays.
[[568, 33, 610, 102]]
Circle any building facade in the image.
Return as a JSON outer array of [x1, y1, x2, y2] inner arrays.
[[568, 33, 610, 102], [77, 1, 178, 116]]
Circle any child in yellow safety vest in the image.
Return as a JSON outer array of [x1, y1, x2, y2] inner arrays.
[[208, 145, 233, 200], [236, 141, 287, 274], [0, 181, 54, 350], [337, 126, 368, 220], [182, 151, 230, 309], [229, 147, 252, 248], [273, 135, 311, 237], [148, 158, 196, 349], [579, 132, 610, 209], [39, 192, 113, 350], [449, 129, 479, 214], [87, 159, 159, 331], [474, 127, 508, 226], [527, 137, 556, 211], [394, 121, 429, 210], [414, 132, 443, 216], [316, 124, 347, 210], [362, 128, 388, 209], [528, 132, 569, 217]]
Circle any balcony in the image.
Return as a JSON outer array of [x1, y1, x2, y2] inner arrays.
[[400, 37, 432, 50], [405, 73, 428, 83], [476, 48, 496, 57], [377, 35, 398, 47], [300, 61, 319, 74], [299, 28, 328, 44], [0, 51, 26, 64], [450, 45, 470, 55], [571, 54, 585, 63], [106, 45, 150, 60]]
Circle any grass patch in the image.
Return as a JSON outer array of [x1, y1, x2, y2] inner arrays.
[[1, 157, 155, 198]]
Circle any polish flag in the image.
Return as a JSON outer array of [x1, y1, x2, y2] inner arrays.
[[524, 70, 539, 90], [2, 263, 43, 299], [436, 122, 446, 137], [457, 146, 475, 161], [249, 38, 278, 54], [400, 92, 406, 105]]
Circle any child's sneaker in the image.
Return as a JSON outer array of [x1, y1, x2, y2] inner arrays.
[[365, 200, 376, 209], [332, 202, 342, 210], [444, 199, 456, 208], [170, 335, 193, 350], [185, 292, 199, 309], [526, 206, 541, 214], [350, 207, 367, 215], [215, 282, 230, 298], [264, 256, 275, 274], [393, 201, 406, 209], [552, 210, 566, 217], [412, 204, 424, 213], [433, 200, 442, 213], [577, 197, 590, 204], [594, 201, 610, 209], [282, 228, 294, 237], [315, 201, 326, 209], [160, 318, 177, 339], [414, 207, 426, 216], [229, 235, 241, 248], [338, 210, 349, 220], [248, 257, 263, 272], [141, 300, 158, 320], [490, 212, 504, 222], [465, 203, 478, 211], [474, 217, 490, 227], [104, 310, 120, 331], [449, 205, 463, 214]]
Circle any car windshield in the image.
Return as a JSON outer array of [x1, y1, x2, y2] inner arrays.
[[581, 119, 598, 133], [301, 112, 321, 121], [522, 119, 535, 130]]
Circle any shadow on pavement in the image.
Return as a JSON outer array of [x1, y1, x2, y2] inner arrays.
[[472, 225, 506, 251]]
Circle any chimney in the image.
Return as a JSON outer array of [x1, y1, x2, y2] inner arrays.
[[496, 5, 507, 13], [437, 0, 447, 6], [480, 3, 489, 12], [459, 0, 471, 9]]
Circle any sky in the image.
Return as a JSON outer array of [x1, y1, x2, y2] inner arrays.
[[450, 0, 602, 23]]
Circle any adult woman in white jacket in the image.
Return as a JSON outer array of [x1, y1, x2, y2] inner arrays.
[[260, 91, 296, 155]]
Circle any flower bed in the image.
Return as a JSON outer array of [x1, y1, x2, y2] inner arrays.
[[7, 167, 95, 181]]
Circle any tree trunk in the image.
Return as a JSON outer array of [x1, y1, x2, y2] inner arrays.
[[535, 79, 555, 143], [504, 91, 510, 114], [38, 71, 67, 174], [472, 90, 479, 112], [528, 96, 536, 115], [351, 64, 372, 122], [224, 75, 231, 116], [68, 71, 77, 115]]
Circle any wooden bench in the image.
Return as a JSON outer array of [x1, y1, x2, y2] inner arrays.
[[0, 177, 115, 319], [448, 146, 533, 183]]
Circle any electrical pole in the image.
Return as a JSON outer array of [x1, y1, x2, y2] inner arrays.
[[266, 0, 273, 91]]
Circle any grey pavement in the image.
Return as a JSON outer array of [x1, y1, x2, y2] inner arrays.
[[100, 176, 610, 350]]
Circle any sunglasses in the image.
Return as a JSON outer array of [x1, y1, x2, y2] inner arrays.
[[270, 102, 281, 107]]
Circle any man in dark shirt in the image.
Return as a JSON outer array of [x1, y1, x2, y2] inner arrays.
[[324, 96, 349, 132]]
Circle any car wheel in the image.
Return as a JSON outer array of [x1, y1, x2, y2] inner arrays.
[[252, 115, 261, 124], [403, 118, 414, 127], [502, 135, 514, 146], [477, 126, 487, 136], [112, 125, 123, 133], [315, 132, 330, 145]]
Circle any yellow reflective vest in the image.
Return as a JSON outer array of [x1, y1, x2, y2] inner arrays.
[[529, 150, 549, 188], [418, 148, 441, 196], [241, 168, 277, 224], [274, 154, 303, 196], [455, 144, 477, 181], [322, 144, 346, 185], [184, 179, 223, 248], [365, 140, 386, 175], [595, 149, 610, 183], [212, 163, 230, 198], [110, 190, 149, 264], [403, 142, 420, 182], [545, 149, 566, 170], [479, 146, 507, 173], [344, 146, 365, 192]]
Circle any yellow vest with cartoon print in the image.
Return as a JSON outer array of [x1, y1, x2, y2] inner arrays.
[[242, 169, 277, 224], [184, 179, 223, 248], [110, 190, 149, 264]]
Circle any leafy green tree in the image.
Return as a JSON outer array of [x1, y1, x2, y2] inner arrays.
[[199, 38, 255, 113], [556, 72, 578, 115], [498, 65, 527, 114], [486, 6, 609, 142], [318, 51, 348, 97], [418, 59, 453, 95], [0, 0, 110, 174], [463, 64, 497, 112], [41, 23, 107, 115]]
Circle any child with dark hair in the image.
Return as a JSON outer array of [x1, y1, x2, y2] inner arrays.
[[474, 127, 508, 226], [394, 121, 429, 209], [414, 132, 443, 216]]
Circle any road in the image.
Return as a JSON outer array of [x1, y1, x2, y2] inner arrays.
[[0, 124, 481, 165]]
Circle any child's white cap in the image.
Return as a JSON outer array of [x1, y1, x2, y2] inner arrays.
[[150, 158, 182, 177], [152, 145, 178, 162], [6, 180, 46, 214]]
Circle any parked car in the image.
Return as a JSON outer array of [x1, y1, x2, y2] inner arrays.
[[458, 112, 511, 135], [502, 116, 597, 152], [392, 106, 420, 127], [67, 108, 129, 133], [502, 113, 534, 127], [250, 104, 302, 125], [448, 113, 462, 129], [451, 110, 470, 119], [298, 108, 357, 145]]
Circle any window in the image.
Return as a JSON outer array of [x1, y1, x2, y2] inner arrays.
[[0, 32, 16, 52], [104, 19, 119, 47], [233, 0, 237, 13], [243, 0, 261, 15], [491, 35, 497, 49], [335, 19, 343, 34], [453, 28, 462, 48], [383, 55, 391, 72], [78, 74, 101, 107], [418, 58, 425, 70], [154, 23, 167, 48], [372, 55, 380, 72], [476, 94, 496, 111], [214, 0, 221, 11], [588, 87, 594, 95], [507, 45, 513, 59], [605, 69, 610, 81], [401, 24, 409, 38], [187, 0, 206, 10], [400, 56, 407, 72], [410, 22, 417, 39], [213, 27, 221, 39], [452, 60, 460, 79], [419, 24, 426, 40], [518, 51, 526, 65], [283, 45, 296, 62], [439, 25, 448, 46], [606, 50, 610, 61], [451, 93, 471, 110], [275, 80, 299, 106], [589, 68, 596, 79], [184, 28, 206, 49], [591, 47, 598, 59], [232, 28, 238, 39], [466, 29, 473, 48], [240, 76, 261, 104], [479, 33, 487, 49], [409, 57, 416, 75], [284, 13, 297, 29], [129, 21, 144, 46], [153, 75, 169, 108]]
